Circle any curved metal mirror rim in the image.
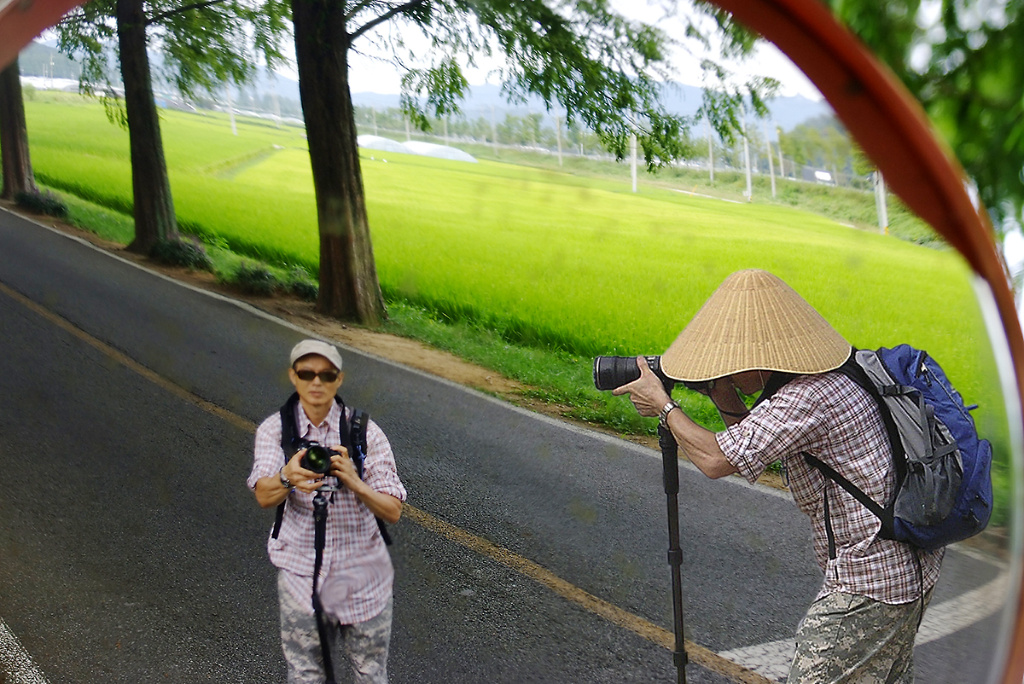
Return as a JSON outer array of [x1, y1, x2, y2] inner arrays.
[[0, 0, 82, 71], [707, 0, 1024, 681], [2, 0, 1023, 680]]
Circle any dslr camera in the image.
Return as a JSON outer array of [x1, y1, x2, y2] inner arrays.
[[593, 355, 673, 391], [299, 441, 340, 475]]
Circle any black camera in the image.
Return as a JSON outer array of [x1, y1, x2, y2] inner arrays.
[[593, 355, 674, 391], [300, 442, 339, 475]]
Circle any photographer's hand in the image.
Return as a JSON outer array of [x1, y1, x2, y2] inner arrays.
[[611, 356, 671, 416], [284, 450, 328, 494], [254, 449, 326, 508], [613, 357, 738, 480], [329, 447, 404, 524], [328, 447, 359, 489]]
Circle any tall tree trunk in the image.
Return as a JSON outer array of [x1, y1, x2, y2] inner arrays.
[[291, 0, 386, 325], [117, 0, 178, 253], [0, 58, 38, 200]]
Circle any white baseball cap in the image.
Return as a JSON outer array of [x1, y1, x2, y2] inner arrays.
[[289, 339, 343, 371]]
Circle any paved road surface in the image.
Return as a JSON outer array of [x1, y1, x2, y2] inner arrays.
[[0, 208, 1013, 682]]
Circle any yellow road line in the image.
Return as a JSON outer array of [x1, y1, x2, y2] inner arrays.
[[0, 280, 772, 684]]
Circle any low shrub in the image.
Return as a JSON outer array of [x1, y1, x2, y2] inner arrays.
[[234, 261, 278, 295], [286, 266, 319, 302], [150, 238, 213, 271], [15, 190, 68, 218]]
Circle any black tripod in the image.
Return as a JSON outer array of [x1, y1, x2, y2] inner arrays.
[[658, 397, 688, 683]]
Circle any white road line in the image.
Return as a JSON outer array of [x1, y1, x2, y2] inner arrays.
[[719, 569, 1011, 682], [0, 619, 49, 684], [915, 570, 1011, 644]]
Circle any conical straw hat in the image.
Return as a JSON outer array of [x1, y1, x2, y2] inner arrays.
[[661, 269, 852, 382]]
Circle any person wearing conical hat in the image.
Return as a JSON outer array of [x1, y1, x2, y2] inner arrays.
[[613, 269, 942, 684]]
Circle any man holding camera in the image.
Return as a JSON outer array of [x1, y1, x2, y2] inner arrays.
[[248, 339, 406, 684], [612, 269, 941, 683]]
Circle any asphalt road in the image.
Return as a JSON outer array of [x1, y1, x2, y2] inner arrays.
[[0, 208, 1014, 683]]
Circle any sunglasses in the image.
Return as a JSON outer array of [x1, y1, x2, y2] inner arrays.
[[294, 369, 340, 383]]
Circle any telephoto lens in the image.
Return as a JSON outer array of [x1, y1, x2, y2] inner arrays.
[[593, 355, 664, 391], [301, 444, 334, 474]]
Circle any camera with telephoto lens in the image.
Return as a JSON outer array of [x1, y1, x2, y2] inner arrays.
[[592, 355, 674, 391], [299, 441, 339, 475]]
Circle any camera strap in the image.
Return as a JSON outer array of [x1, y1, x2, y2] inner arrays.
[[311, 491, 337, 684]]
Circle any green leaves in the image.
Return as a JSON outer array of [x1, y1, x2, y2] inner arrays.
[[55, 0, 292, 104], [826, 0, 1024, 228]]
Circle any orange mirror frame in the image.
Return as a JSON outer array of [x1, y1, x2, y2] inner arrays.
[[0, 0, 83, 71], [2, 0, 1023, 680]]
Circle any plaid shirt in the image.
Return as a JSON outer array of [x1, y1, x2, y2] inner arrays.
[[717, 371, 942, 604], [248, 400, 407, 623]]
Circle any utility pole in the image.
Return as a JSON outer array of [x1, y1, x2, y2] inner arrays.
[[490, 105, 498, 154], [764, 119, 776, 198], [554, 113, 563, 167], [225, 86, 237, 136], [874, 171, 889, 234], [741, 103, 752, 201], [706, 116, 714, 183], [776, 124, 785, 179], [630, 129, 638, 193]]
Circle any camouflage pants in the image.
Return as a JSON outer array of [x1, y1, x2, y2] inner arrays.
[[788, 589, 932, 684], [278, 572, 393, 684]]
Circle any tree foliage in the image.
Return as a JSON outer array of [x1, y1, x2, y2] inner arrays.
[[827, 0, 1024, 228], [56, 0, 289, 121]]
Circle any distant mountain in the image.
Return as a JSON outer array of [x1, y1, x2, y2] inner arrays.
[[17, 40, 831, 134], [19, 41, 81, 80], [347, 81, 831, 135]]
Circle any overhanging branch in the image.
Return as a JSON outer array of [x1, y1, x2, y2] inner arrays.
[[146, 0, 228, 26], [349, 0, 428, 42]]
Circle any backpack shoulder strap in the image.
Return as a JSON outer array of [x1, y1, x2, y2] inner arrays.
[[752, 371, 798, 409], [803, 452, 895, 538], [349, 408, 369, 479], [835, 349, 909, 484], [278, 392, 302, 453], [347, 408, 393, 546], [802, 347, 905, 541]]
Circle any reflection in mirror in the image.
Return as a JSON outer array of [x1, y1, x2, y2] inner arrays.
[[2, 1, 1021, 682]]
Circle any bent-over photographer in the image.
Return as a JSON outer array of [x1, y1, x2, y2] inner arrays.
[[612, 269, 943, 684]]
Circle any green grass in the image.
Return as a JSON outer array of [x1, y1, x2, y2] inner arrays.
[[11, 93, 1014, 525]]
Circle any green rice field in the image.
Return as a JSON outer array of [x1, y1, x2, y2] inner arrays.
[[18, 93, 1012, 517]]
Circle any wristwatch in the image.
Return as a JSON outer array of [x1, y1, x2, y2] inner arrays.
[[659, 400, 680, 429], [279, 467, 293, 489]]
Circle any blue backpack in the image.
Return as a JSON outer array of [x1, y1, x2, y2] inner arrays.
[[804, 345, 993, 551]]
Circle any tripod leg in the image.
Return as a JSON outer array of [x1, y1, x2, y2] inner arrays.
[[660, 425, 687, 684]]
